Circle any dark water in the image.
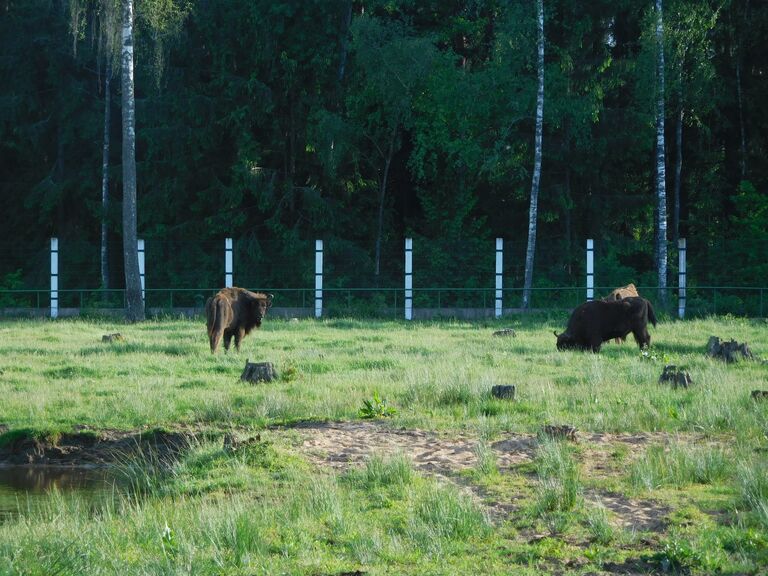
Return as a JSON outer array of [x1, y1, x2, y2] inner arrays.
[[0, 466, 124, 521]]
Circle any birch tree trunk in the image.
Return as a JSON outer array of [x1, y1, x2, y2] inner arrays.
[[121, 0, 145, 321], [654, 0, 668, 308], [101, 61, 111, 292], [522, 0, 544, 310], [673, 75, 683, 247]]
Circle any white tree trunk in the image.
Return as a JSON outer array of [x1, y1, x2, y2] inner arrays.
[[121, 0, 144, 321], [673, 75, 683, 246], [655, 0, 668, 307], [522, 0, 544, 310], [101, 61, 111, 291]]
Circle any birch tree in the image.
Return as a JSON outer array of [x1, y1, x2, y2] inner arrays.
[[522, 0, 544, 310], [654, 0, 668, 307], [121, 0, 144, 321]]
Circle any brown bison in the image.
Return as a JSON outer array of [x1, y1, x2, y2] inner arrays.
[[555, 297, 657, 353], [205, 287, 273, 354], [603, 283, 641, 343], [604, 283, 639, 301]]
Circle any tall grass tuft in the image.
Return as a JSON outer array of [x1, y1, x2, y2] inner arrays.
[[736, 460, 768, 529], [585, 502, 615, 544], [474, 441, 499, 477], [351, 453, 414, 488], [533, 439, 581, 514], [405, 484, 491, 554], [630, 443, 731, 491]]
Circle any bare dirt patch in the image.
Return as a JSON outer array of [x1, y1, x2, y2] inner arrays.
[[586, 489, 670, 532], [293, 420, 536, 478]]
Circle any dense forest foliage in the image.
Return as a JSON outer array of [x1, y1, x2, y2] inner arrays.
[[0, 0, 766, 312]]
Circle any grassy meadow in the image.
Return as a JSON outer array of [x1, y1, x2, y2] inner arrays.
[[0, 314, 767, 574]]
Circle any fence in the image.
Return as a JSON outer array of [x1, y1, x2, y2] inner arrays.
[[0, 237, 766, 318]]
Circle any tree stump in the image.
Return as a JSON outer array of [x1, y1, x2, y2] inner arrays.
[[491, 385, 516, 400], [541, 424, 578, 442], [707, 336, 754, 363], [240, 360, 277, 383], [101, 333, 124, 343], [659, 365, 693, 389], [751, 390, 768, 401], [493, 328, 516, 337]]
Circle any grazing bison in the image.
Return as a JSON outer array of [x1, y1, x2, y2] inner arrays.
[[206, 287, 273, 354], [555, 297, 657, 353], [603, 283, 641, 343]]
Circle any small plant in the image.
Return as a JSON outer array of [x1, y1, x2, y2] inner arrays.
[[640, 346, 671, 364], [648, 538, 702, 573], [358, 391, 397, 419]]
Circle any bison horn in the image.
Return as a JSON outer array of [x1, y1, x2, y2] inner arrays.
[[553, 331, 559, 338]]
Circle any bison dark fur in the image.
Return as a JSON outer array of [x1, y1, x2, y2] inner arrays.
[[555, 297, 657, 353], [205, 287, 273, 354]]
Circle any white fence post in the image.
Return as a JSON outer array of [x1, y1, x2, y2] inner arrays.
[[138, 239, 145, 302], [315, 240, 323, 318], [495, 238, 503, 318], [586, 239, 594, 301], [225, 238, 233, 288], [678, 238, 686, 319], [405, 238, 413, 320], [50, 238, 58, 318]]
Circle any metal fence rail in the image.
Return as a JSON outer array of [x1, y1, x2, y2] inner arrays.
[[0, 285, 765, 317]]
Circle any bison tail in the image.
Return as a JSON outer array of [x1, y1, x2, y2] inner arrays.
[[646, 300, 658, 327], [206, 298, 224, 353]]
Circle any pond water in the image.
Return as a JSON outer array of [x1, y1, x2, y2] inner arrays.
[[0, 466, 125, 521]]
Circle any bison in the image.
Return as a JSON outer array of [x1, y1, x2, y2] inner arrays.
[[205, 287, 273, 354], [555, 297, 657, 353], [603, 283, 639, 302], [603, 283, 641, 343]]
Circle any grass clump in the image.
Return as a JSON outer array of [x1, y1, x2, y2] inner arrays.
[[629, 443, 732, 491], [406, 484, 491, 554], [346, 453, 414, 489], [736, 460, 768, 529], [533, 439, 582, 515]]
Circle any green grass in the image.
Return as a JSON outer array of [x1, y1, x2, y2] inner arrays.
[[0, 314, 767, 574]]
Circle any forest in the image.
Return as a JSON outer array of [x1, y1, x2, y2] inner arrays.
[[0, 0, 766, 315]]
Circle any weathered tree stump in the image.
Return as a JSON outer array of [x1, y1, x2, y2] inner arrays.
[[101, 333, 124, 343], [493, 328, 516, 337], [659, 365, 693, 389], [240, 360, 277, 383], [751, 390, 768, 401], [707, 336, 754, 363], [491, 385, 516, 400], [541, 424, 578, 442]]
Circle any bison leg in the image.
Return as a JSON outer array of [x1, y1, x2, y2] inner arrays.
[[223, 330, 234, 352], [234, 327, 246, 351], [633, 328, 651, 349]]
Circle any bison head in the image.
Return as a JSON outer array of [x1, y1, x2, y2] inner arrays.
[[554, 330, 578, 351], [246, 292, 274, 326]]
